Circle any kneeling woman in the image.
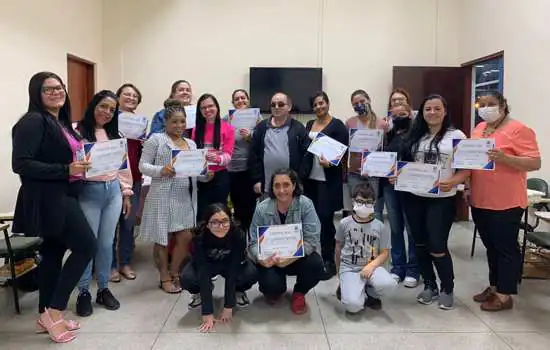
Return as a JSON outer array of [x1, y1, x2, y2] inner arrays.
[[180, 203, 258, 333], [249, 168, 324, 315]]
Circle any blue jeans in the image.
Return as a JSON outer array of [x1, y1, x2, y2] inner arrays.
[[383, 182, 419, 280], [112, 181, 141, 268], [78, 180, 123, 291]]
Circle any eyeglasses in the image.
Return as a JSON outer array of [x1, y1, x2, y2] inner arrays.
[[353, 199, 374, 206], [121, 92, 139, 100], [270, 102, 286, 108], [208, 219, 231, 228], [41, 85, 65, 95], [96, 103, 117, 114]]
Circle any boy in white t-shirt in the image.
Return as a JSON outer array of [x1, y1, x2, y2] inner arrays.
[[335, 183, 397, 313]]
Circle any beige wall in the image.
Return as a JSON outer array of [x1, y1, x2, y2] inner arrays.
[[459, 0, 549, 181], [0, 0, 103, 211], [102, 0, 461, 120]]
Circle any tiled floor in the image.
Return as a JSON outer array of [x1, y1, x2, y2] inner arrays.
[[1, 221, 549, 349]]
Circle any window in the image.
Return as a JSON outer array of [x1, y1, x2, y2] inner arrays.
[[473, 56, 504, 126]]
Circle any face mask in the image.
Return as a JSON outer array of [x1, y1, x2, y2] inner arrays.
[[478, 106, 501, 123], [353, 203, 375, 218], [392, 117, 411, 131], [353, 103, 370, 115]]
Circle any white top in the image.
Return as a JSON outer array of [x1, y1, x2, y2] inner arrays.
[[413, 128, 466, 198], [308, 131, 326, 181]]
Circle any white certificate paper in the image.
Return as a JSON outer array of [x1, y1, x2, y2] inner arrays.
[[83, 139, 128, 178], [395, 161, 441, 195], [348, 128, 384, 173], [258, 224, 304, 259], [307, 133, 348, 166], [452, 138, 495, 170], [118, 112, 148, 140], [184, 105, 197, 130], [361, 151, 397, 177], [171, 149, 208, 177], [228, 108, 260, 130]]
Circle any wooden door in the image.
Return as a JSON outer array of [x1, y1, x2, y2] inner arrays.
[[67, 55, 95, 122], [392, 66, 472, 221]]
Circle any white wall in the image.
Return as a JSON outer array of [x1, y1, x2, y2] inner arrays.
[[459, 0, 550, 181], [0, 0, 103, 211], [102, 0, 461, 120]]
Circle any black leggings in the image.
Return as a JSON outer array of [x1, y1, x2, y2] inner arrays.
[[471, 206, 524, 294], [38, 196, 97, 313], [257, 252, 324, 297], [304, 180, 336, 264], [197, 170, 230, 222], [229, 170, 257, 230], [402, 193, 456, 293]]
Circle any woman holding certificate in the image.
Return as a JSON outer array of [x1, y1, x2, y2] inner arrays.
[[448, 91, 540, 312], [300, 91, 348, 280], [249, 168, 324, 315], [397, 94, 466, 310], [150, 80, 193, 136], [139, 99, 199, 294], [192, 94, 235, 221], [12, 72, 96, 343]]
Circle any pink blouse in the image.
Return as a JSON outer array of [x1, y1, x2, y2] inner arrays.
[[192, 121, 235, 173], [62, 128, 84, 182]]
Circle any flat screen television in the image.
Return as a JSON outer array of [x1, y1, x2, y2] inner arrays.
[[249, 67, 323, 114]]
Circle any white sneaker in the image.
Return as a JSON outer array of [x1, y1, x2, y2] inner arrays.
[[211, 275, 219, 281], [391, 273, 401, 282], [188, 293, 202, 309], [403, 276, 419, 288], [236, 291, 250, 308]]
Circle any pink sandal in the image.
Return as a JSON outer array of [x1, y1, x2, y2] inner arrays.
[[38, 309, 76, 343], [37, 318, 80, 333]]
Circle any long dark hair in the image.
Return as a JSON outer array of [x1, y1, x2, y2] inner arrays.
[[78, 90, 120, 142], [25, 71, 79, 140], [197, 203, 238, 236], [268, 168, 303, 199], [194, 93, 221, 149], [402, 94, 453, 161]]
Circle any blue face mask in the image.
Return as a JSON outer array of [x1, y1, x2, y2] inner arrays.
[[353, 103, 370, 115]]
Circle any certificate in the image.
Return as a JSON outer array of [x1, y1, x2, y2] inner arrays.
[[257, 224, 304, 259], [452, 138, 495, 170], [348, 128, 384, 174], [307, 133, 348, 166], [118, 112, 148, 140], [184, 105, 197, 129], [395, 161, 440, 195], [228, 108, 260, 130], [361, 151, 397, 177], [82, 139, 128, 178], [171, 149, 208, 177]]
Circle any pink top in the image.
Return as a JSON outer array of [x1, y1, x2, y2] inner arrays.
[[345, 115, 389, 130], [192, 121, 235, 173], [62, 128, 84, 182], [84, 129, 133, 196], [470, 120, 540, 210]]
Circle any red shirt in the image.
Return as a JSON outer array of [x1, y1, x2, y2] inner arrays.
[[127, 139, 143, 182]]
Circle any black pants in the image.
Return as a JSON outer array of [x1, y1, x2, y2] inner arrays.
[[229, 170, 257, 231], [471, 206, 524, 294], [257, 252, 324, 297], [401, 193, 456, 293], [180, 258, 258, 294], [197, 170, 230, 222], [304, 180, 336, 264], [38, 196, 97, 313]]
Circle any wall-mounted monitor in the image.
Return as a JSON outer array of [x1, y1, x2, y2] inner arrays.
[[249, 67, 323, 114]]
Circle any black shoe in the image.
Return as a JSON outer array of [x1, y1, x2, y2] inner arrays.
[[336, 286, 341, 301], [365, 295, 382, 310], [96, 288, 120, 310], [76, 290, 93, 317], [320, 261, 337, 281]]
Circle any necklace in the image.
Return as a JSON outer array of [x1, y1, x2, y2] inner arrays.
[[482, 116, 508, 137]]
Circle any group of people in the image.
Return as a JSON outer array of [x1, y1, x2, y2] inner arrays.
[[11, 71, 540, 343]]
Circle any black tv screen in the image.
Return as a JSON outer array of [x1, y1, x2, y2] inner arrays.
[[249, 67, 323, 114]]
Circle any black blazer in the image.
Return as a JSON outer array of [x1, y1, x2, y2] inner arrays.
[[248, 117, 309, 190], [300, 118, 349, 212], [12, 112, 75, 237]]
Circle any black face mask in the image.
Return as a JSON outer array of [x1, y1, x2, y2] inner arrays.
[[392, 117, 411, 131]]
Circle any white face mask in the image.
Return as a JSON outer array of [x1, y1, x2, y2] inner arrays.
[[353, 203, 375, 218], [478, 106, 501, 123]]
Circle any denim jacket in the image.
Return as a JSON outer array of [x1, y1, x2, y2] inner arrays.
[[248, 195, 321, 263]]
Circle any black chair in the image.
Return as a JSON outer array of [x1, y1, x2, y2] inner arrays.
[[0, 223, 42, 313]]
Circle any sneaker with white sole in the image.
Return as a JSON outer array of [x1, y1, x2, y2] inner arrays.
[[188, 293, 201, 309], [438, 291, 454, 310], [236, 291, 250, 308], [417, 285, 439, 305], [403, 276, 419, 288], [391, 273, 402, 283]]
